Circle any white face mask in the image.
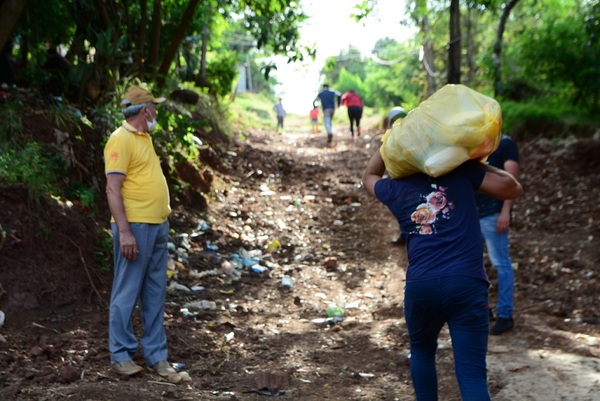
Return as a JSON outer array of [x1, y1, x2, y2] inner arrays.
[[146, 117, 157, 131]]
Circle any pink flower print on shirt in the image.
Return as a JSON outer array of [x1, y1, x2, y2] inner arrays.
[[419, 224, 433, 235], [410, 184, 453, 235], [426, 190, 447, 213]]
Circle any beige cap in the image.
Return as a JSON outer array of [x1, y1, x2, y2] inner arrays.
[[121, 86, 166, 107]]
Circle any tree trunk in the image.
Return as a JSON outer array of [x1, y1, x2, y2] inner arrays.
[[137, 0, 148, 76], [465, 6, 477, 85], [95, 0, 112, 32], [421, 15, 437, 97], [147, 0, 162, 77], [494, 0, 520, 97], [155, 0, 201, 89], [0, 0, 29, 50], [198, 25, 209, 88], [412, 0, 436, 97], [448, 0, 461, 84]]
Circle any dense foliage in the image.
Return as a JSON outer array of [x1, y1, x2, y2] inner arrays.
[[323, 0, 599, 123], [1, 0, 599, 212]]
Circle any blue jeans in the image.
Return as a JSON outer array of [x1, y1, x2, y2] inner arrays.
[[480, 213, 514, 319], [109, 221, 170, 367], [323, 108, 335, 135], [404, 276, 491, 401]]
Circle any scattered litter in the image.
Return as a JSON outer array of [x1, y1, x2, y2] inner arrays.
[[183, 300, 217, 310], [196, 220, 211, 232], [246, 389, 285, 396], [168, 281, 191, 293], [345, 300, 361, 309], [221, 260, 242, 280], [265, 238, 281, 252], [205, 241, 219, 251], [311, 316, 344, 325], [281, 276, 294, 289], [250, 265, 268, 275], [172, 362, 185, 370], [326, 305, 345, 317]]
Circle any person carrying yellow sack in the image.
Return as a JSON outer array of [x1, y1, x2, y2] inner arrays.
[[380, 84, 502, 179]]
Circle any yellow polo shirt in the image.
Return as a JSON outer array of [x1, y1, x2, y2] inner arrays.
[[104, 122, 171, 223]]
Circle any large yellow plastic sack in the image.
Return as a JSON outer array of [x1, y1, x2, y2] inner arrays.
[[380, 84, 502, 178]]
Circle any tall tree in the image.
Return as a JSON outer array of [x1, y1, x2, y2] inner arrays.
[[0, 0, 29, 50], [147, 0, 163, 77], [448, 0, 461, 83], [493, 0, 520, 97], [411, 0, 437, 96], [156, 0, 201, 88]]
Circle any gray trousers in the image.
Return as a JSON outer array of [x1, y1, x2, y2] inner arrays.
[[109, 221, 170, 366]]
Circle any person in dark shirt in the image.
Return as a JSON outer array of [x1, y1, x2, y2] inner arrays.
[[475, 134, 520, 335], [313, 83, 340, 144], [363, 148, 522, 400]]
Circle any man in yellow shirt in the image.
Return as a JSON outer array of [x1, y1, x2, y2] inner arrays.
[[104, 86, 184, 382]]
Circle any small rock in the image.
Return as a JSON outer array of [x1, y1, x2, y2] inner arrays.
[[59, 365, 79, 383]]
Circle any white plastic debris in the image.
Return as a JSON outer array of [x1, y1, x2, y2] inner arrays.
[[222, 260, 242, 280], [168, 281, 191, 293]]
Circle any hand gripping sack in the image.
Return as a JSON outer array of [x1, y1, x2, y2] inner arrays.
[[380, 84, 502, 178]]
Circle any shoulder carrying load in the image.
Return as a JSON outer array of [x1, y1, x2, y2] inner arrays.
[[380, 84, 502, 178]]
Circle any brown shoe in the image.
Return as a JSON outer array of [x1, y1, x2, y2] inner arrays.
[[111, 360, 144, 376], [151, 360, 177, 377]]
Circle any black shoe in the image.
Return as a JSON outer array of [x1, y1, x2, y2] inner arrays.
[[490, 317, 514, 335]]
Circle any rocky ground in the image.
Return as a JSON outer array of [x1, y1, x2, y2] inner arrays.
[[0, 113, 599, 401]]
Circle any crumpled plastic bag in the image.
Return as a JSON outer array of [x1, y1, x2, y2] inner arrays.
[[380, 84, 502, 178]]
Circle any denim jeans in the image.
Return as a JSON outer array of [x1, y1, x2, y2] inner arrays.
[[404, 276, 491, 401], [323, 108, 335, 135], [480, 213, 514, 319]]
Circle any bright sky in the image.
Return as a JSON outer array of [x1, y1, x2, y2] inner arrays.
[[271, 0, 416, 114]]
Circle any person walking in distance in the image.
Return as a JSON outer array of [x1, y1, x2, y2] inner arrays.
[[310, 105, 320, 133], [104, 85, 188, 383], [273, 97, 287, 133], [475, 134, 520, 335], [313, 83, 340, 144], [341, 89, 364, 140], [362, 148, 522, 400]]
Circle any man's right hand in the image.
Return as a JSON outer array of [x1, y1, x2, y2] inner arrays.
[[119, 230, 138, 260]]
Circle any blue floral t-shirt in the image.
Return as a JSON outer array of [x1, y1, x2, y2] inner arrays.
[[375, 161, 488, 283]]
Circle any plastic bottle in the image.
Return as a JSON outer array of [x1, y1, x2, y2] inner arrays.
[[326, 305, 345, 317]]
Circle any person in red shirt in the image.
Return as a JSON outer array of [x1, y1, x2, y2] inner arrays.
[[341, 89, 364, 140], [309, 106, 320, 133]]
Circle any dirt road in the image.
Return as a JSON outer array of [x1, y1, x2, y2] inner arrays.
[[0, 113, 598, 400]]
